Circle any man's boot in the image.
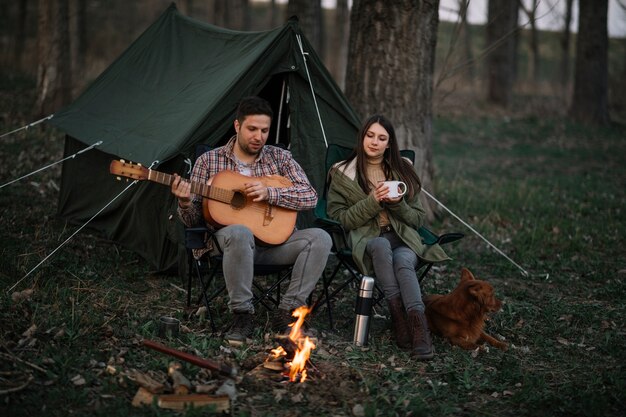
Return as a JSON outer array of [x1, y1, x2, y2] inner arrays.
[[407, 309, 434, 360], [387, 296, 411, 349]]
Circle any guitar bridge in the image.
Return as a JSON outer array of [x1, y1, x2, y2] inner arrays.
[[263, 205, 275, 226]]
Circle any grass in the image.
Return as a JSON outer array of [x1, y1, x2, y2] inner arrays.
[[1, 71, 626, 416]]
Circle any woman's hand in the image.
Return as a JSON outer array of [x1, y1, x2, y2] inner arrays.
[[373, 182, 403, 204]]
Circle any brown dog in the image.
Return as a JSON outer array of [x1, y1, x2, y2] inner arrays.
[[424, 268, 508, 351]]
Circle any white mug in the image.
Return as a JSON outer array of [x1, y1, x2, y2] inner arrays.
[[382, 181, 407, 198]]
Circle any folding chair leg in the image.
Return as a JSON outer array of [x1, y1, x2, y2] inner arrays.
[[193, 260, 219, 333]]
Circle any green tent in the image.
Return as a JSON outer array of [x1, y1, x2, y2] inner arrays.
[[48, 4, 360, 272]]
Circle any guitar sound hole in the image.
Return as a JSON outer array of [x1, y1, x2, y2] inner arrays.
[[231, 191, 246, 210]]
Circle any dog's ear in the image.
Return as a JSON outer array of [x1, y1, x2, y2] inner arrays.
[[467, 282, 482, 299], [467, 281, 486, 303], [460, 268, 475, 282]]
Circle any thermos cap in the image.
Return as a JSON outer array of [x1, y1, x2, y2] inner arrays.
[[358, 276, 375, 296]]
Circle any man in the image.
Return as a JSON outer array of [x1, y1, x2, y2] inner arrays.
[[171, 96, 331, 344]]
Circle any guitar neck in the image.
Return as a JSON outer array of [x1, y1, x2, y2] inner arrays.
[[148, 170, 211, 199]]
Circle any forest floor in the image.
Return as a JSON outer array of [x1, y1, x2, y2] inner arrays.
[[1, 71, 625, 416]]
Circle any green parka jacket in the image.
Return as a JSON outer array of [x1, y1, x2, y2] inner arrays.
[[326, 158, 450, 276]]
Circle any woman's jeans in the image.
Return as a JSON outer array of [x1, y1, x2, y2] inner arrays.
[[365, 231, 424, 312]]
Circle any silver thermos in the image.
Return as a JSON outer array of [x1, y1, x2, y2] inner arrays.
[[353, 276, 375, 346]]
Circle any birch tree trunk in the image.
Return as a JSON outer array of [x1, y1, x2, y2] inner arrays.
[[345, 0, 440, 220]]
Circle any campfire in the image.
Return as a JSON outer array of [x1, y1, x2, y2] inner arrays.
[[265, 306, 316, 383]]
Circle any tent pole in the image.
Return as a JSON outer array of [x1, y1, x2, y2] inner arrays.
[[296, 34, 328, 148], [274, 78, 287, 145]]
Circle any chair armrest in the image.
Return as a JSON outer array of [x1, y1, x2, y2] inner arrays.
[[437, 232, 465, 245]]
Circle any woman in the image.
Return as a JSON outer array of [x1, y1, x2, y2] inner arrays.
[[327, 114, 449, 359]]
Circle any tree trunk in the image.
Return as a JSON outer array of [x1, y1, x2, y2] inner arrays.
[[345, 0, 440, 220], [36, 0, 72, 117], [520, 0, 540, 84], [328, 0, 349, 89], [13, 0, 28, 69], [485, 0, 519, 106], [459, 0, 475, 81], [287, 0, 324, 59], [559, 0, 574, 93], [213, 0, 248, 30], [569, 0, 609, 125], [69, 0, 86, 97], [270, 0, 278, 27]]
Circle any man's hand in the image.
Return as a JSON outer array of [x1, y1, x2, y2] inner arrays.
[[244, 180, 269, 202], [171, 174, 192, 208]]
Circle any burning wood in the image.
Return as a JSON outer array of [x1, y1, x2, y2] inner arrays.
[[264, 306, 317, 383]]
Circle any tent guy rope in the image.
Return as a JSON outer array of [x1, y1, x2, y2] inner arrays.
[[421, 189, 531, 277], [5, 160, 158, 294], [0, 115, 54, 139], [0, 141, 103, 189], [296, 34, 328, 148]]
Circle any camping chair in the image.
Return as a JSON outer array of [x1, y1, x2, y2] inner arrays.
[[184, 144, 294, 332], [312, 144, 464, 330]]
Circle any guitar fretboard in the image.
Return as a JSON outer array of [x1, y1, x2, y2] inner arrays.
[[147, 170, 234, 203]]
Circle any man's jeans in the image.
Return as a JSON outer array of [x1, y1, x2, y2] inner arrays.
[[211, 224, 332, 314]]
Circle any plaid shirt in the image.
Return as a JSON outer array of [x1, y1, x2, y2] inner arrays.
[[178, 137, 318, 255]]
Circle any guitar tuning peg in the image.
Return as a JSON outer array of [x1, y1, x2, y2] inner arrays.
[[120, 159, 126, 163], [138, 163, 142, 167], [116, 176, 121, 181]]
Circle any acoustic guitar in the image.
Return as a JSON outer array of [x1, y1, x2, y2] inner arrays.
[[109, 160, 297, 245]]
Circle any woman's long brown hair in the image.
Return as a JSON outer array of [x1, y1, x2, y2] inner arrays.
[[338, 114, 422, 199]]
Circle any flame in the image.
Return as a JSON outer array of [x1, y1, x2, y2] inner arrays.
[[286, 306, 316, 382]]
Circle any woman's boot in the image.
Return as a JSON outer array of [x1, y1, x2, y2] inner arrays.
[[387, 296, 411, 349], [407, 309, 434, 360]]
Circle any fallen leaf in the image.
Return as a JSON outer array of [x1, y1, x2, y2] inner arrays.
[[11, 288, 34, 302], [352, 404, 365, 416], [556, 337, 570, 345], [273, 388, 287, 402], [71, 374, 86, 386], [22, 324, 37, 338]]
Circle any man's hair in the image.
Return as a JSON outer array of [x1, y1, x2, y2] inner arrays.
[[236, 96, 273, 123]]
